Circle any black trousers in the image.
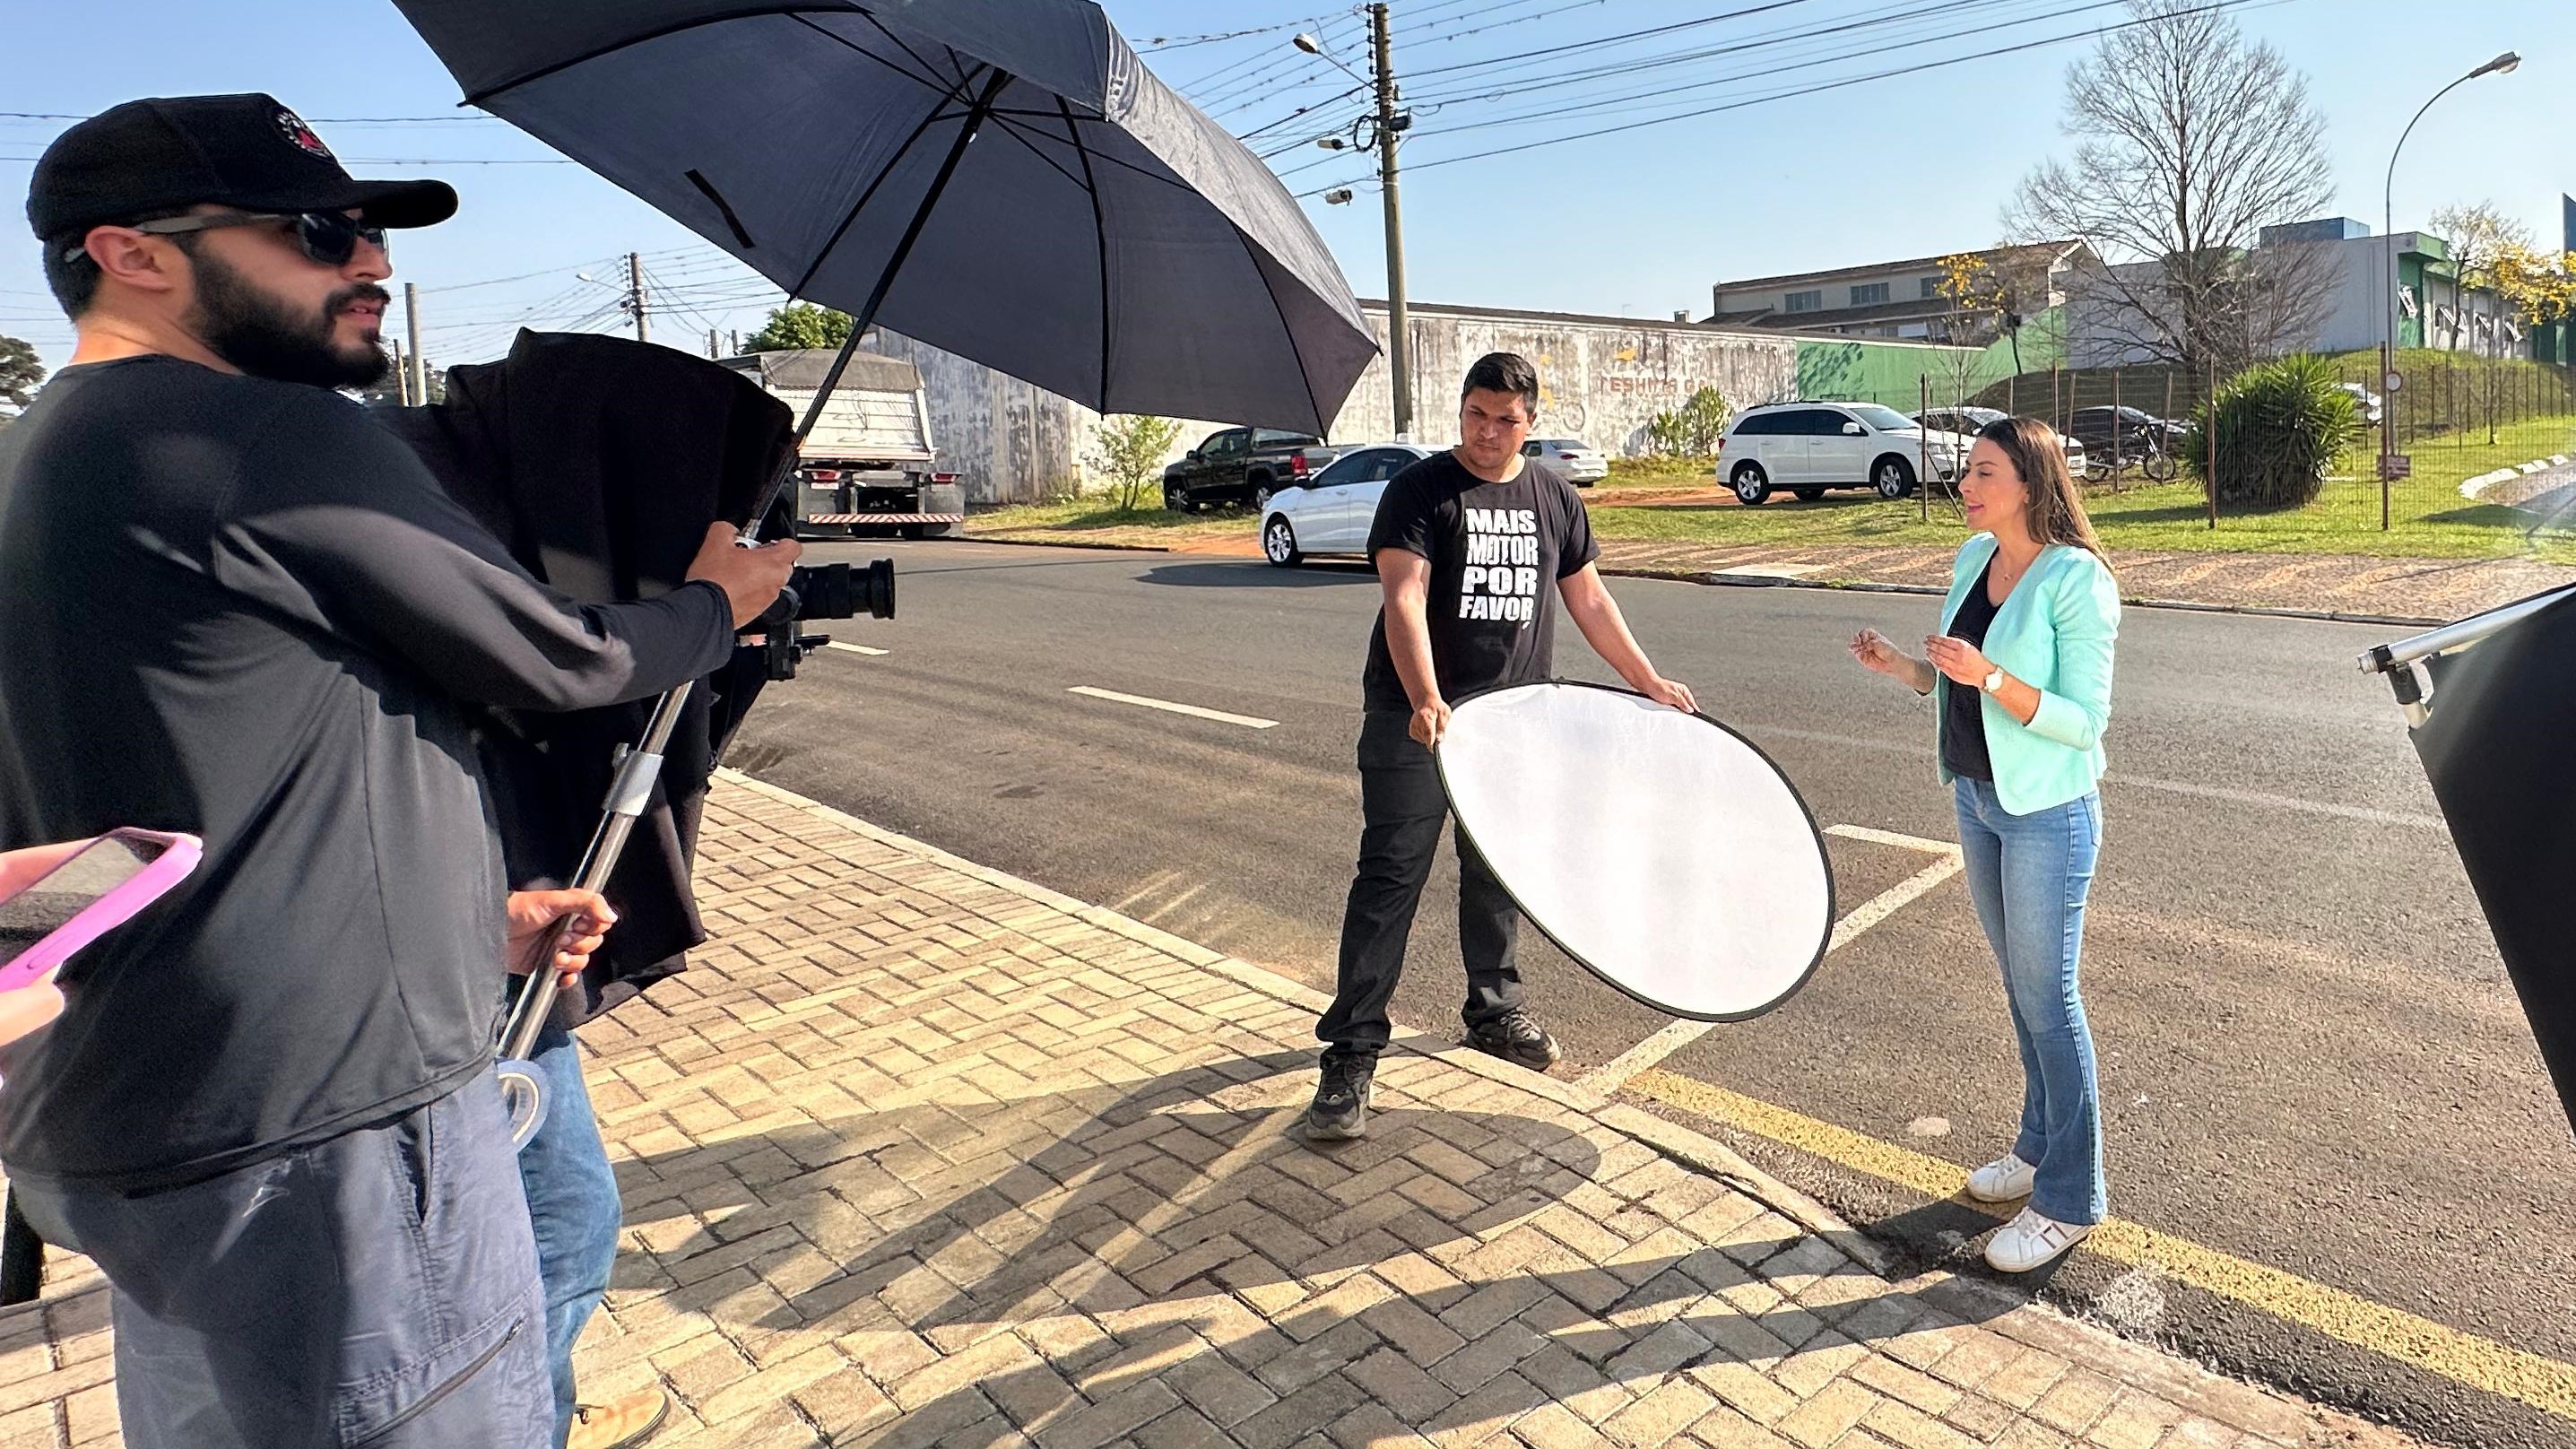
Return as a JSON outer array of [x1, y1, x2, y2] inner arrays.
[[1318, 710, 1523, 1061]]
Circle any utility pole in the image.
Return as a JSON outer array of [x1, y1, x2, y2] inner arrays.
[[403, 282, 428, 405], [627, 252, 649, 343], [389, 336, 410, 405], [707, 327, 719, 359], [1370, 3, 1411, 441]]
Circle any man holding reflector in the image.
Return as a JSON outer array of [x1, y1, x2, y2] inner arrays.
[[1306, 352, 1695, 1141]]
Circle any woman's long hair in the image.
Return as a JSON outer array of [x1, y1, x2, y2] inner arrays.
[[1975, 416, 2107, 568]]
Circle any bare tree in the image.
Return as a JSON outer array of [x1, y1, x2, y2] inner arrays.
[[2428, 202, 2531, 290], [2007, 0, 2336, 376]]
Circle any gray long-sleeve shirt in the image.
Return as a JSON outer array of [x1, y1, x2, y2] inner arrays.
[[0, 356, 735, 1190]]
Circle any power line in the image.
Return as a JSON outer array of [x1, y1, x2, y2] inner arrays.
[[1289, 0, 2275, 193]]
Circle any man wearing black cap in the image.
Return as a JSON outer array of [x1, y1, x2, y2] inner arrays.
[[0, 96, 799, 1448]]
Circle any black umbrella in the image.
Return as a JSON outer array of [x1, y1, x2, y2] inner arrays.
[[391, 0, 1379, 436], [389, 0, 1381, 1135], [2362, 589, 2576, 1136]]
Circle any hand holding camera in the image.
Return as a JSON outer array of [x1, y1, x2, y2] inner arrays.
[[685, 523, 802, 628]]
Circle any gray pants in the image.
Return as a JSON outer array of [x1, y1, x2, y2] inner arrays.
[[13, 1072, 551, 1449]]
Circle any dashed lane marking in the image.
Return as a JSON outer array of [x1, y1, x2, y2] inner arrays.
[[1572, 825, 1962, 1094], [1625, 1068, 2576, 1423], [822, 642, 889, 655], [1068, 686, 1279, 730]]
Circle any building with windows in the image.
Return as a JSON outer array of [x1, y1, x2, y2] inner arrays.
[[2062, 217, 2537, 367], [1705, 241, 2092, 341]]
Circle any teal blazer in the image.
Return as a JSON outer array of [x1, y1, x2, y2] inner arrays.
[[1935, 534, 2121, 814]]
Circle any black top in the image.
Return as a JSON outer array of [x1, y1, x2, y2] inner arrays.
[[0, 356, 735, 1191], [1940, 558, 2002, 782], [1360, 453, 1599, 712]]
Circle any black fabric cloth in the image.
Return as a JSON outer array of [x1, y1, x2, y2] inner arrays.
[[1316, 710, 1522, 1062], [1940, 558, 2001, 783], [2412, 588, 2576, 1135], [1360, 454, 1597, 712], [373, 330, 794, 1027], [0, 356, 735, 1191]]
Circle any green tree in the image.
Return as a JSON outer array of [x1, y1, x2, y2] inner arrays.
[[1644, 386, 1730, 458], [1088, 414, 1184, 511], [744, 302, 854, 351], [0, 334, 46, 420]]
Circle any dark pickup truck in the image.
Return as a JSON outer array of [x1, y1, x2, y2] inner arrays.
[[1163, 427, 1342, 512]]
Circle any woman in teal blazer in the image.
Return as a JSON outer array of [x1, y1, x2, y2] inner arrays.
[[1849, 417, 2120, 1273]]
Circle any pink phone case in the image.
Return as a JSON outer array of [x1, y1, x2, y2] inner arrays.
[[0, 829, 204, 991]]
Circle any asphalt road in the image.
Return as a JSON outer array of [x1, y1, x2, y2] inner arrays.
[[729, 538, 2576, 1448]]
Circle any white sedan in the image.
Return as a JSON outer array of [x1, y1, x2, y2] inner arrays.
[[1261, 442, 1437, 566]]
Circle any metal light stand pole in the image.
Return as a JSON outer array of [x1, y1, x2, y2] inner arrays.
[[2358, 583, 2574, 729], [492, 66, 1011, 1146]]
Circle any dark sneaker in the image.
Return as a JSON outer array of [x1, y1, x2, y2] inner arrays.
[[1463, 1009, 1563, 1071], [1303, 1054, 1375, 1142]]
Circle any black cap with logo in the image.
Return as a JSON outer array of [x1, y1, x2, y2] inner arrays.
[[26, 93, 457, 247]]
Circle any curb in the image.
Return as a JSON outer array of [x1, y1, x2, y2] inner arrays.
[[709, 765, 1893, 1273], [964, 533, 2453, 629]]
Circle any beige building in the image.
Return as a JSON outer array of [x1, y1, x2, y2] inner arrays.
[[1708, 240, 2091, 341]]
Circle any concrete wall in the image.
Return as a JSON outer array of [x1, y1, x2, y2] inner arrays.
[[1331, 302, 1796, 453], [874, 301, 1999, 504]]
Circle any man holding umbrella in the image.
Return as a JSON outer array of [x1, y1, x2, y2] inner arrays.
[[0, 96, 796, 1447]]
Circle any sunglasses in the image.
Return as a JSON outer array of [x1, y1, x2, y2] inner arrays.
[[73, 211, 389, 267]]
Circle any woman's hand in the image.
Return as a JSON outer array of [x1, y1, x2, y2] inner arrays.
[[1850, 628, 1914, 679], [506, 889, 617, 985], [1924, 635, 1997, 688]]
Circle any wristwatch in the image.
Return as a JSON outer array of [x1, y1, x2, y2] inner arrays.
[[1980, 667, 2005, 694]]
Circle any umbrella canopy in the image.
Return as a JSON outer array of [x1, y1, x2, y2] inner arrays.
[[394, 0, 1379, 435]]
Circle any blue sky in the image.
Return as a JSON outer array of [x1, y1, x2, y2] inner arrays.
[[3, 0, 2567, 378]]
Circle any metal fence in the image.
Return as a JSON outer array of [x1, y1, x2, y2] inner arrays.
[[1790, 351, 2576, 540]]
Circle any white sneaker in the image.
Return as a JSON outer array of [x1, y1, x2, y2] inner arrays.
[[1984, 1207, 2092, 1272], [1965, 1152, 2037, 1203]]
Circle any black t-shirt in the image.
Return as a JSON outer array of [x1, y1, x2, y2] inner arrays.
[[1360, 452, 1599, 712], [0, 357, 735, 1190], [1940, 558, 2001, 782]]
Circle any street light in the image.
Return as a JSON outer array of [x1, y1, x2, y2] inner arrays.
[[1292, 31, 1371, 86], [1323, 189, 1355, 205], [2380, 50, 2519, 528]]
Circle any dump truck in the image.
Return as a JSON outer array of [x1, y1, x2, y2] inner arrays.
[[721, 348, 967, 539]]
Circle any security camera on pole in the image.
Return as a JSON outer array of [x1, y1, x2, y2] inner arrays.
[[1297, 7, 1413, 441]]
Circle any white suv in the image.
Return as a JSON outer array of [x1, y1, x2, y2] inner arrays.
[[1717, 402, 1970, 505]]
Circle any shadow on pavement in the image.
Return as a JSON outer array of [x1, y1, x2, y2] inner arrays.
[[1138, 561, 1376, 588], [614, 1048, 2015, 1441]]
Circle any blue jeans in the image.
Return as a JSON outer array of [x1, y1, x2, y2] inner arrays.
[[13, 1073, 552, 1449], [1953, 778, 2107, 1226], [516, 1019, 622, 1446]]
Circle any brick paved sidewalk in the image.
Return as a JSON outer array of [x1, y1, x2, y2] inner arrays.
[[0, 774, 2423, 1449]]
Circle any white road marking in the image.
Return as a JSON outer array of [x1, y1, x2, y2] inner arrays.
[[2101, 774, 2444, 830], [1573, 827, 1963, 1094], [823, 641, 889, 655], [1758, 724, 2444, 829], [1068, 686, 1278, 730]]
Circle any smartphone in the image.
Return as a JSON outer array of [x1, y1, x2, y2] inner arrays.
[[0, 829, 203, 992]]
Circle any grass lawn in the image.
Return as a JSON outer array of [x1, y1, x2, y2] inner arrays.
[[976, 416, 2576, 562], [1591, 415, 2576, 562]]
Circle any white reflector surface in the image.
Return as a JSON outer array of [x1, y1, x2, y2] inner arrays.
[[1438, 681, 1833, 1021]]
